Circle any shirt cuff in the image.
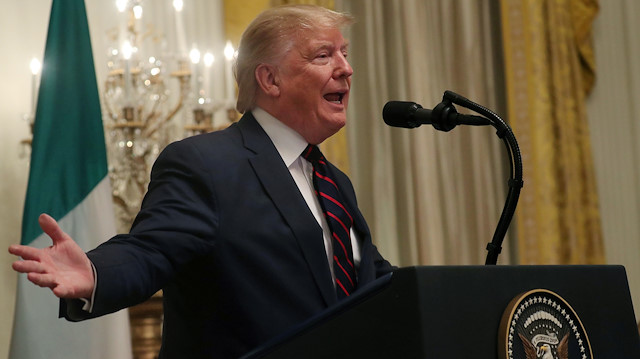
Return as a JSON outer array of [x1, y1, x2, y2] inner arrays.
[[80, 261, 98, 312], [65, 260, 97, 320]]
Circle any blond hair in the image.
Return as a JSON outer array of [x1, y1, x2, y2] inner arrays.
[[235, 5, 354, 113]]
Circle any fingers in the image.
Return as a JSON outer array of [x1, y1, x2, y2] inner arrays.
[[13, 258, 59, 292], [25, 272, 79, 299], [8, 244, 44, 261], [12, 259, 46, 274], [38, 213, 70, 246], [24, 272, 82, 299], [27, 272, 57, 289]]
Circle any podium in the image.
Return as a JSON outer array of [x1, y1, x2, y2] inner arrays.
[[243, 265, 640, 358]]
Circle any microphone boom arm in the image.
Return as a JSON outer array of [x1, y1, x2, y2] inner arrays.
[[440, 90, 523, 265]]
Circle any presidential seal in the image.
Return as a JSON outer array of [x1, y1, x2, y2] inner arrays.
[[498, 289, 592, 359]]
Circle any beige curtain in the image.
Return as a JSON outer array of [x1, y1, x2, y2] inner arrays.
[[586, 0, 640, 321], [500, 0, 605, 264], [342, 0, 511, 266]]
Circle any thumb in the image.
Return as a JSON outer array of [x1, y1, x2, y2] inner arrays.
[[38, 213, 70, 246]]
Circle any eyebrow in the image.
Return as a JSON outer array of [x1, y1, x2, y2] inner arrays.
[[311, 40, 350, 53]]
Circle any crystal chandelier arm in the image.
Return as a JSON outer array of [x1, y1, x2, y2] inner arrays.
[[144, 71, 189, 138], [103, 77, 121, 122], [140, 99, 165, 137]]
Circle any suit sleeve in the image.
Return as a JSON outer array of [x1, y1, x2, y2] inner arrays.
[[65, 139, 219, 320]]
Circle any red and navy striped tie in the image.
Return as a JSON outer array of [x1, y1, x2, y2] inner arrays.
[[303, 144, 357, 299]]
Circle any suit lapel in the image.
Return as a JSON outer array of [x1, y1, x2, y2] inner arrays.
[[238, 113, 337, 306]]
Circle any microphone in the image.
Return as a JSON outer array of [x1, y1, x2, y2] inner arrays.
[[383, 100, 491, 131], [382, 91, 522, 265]]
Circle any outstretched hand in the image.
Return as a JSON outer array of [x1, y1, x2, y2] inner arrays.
[[8, 213, 94, 299]]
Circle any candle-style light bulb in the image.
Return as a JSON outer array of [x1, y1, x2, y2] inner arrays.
[[189, 48, 201, 64], [132, 5, 143, 19], [203, 53, 214, 67], [29, 58, 41, 115], [122, 41, 133, 103], [224, 41, 234, 61], [30, 58, 41, 76], [203, 53, 214, 101], [173, 0, 184, 12], [224, 41, 235, 105], [116, 0, 127, 12], [190, 48, 202, 101], [173, 0, 187, 57], [122, 41, 133, 60]]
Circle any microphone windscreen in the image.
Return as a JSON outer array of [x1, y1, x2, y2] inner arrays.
[[383, 101, 421, 128]]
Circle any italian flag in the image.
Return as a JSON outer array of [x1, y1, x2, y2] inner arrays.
[[10, 0, 132, 358]]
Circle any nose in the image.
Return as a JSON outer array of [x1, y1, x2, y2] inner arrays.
[[333, 53, 353, 79]]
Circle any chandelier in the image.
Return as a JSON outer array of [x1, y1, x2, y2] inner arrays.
[[102, 1, 238, 358], [104, 0, 237, 233]]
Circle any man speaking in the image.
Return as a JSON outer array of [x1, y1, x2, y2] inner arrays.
[[9, 5, 394, 358]]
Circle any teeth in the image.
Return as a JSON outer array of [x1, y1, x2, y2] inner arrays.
[[324, 93, 343, 104]]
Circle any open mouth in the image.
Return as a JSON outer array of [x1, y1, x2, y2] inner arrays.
[[323, 92, 345, 104]]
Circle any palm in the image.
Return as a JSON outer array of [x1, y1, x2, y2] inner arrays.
[[9, 214, 94, 299]]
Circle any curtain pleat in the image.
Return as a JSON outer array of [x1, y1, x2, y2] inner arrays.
[[344, 0, 510, 266], [500, 0, 604, 264]]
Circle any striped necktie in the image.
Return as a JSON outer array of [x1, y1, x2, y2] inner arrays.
[[303, 144, 357, 299]]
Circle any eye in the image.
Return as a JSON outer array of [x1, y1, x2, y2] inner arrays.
[[341, 45, 349, 59]]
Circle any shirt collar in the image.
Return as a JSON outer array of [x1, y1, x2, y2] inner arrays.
[[252, 107, 308, 167]]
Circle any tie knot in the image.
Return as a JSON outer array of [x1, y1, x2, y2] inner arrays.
[[302, 144, 324, 165]]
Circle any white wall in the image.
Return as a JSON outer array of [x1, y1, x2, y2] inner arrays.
[[0, 2, 51, 358]]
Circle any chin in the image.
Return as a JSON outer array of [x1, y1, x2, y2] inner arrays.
[[327, 121, 346, 137], [310, 125, 343, 145], [327, 114, 347, 129]]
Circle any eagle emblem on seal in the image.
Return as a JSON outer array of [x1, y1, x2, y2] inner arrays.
[[518, 331, 568, 359], [498, 289, 592, 359]]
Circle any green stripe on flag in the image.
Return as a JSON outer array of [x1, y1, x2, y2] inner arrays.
[[22, 0, 108, 245], [11, 2, 131, 358]]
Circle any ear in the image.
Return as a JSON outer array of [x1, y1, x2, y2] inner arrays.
[[255, 64, 280, 97]]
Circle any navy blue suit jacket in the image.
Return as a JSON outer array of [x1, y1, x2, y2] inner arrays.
[[65, 112, 393, 358]]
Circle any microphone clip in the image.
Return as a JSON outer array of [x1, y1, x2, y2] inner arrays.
[[431, 100, 458, 132]]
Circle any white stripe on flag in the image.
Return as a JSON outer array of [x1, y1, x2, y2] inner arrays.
[[10, 177, 132, 359]]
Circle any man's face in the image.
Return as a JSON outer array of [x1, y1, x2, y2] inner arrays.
[[275, 27, 353, 144]]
